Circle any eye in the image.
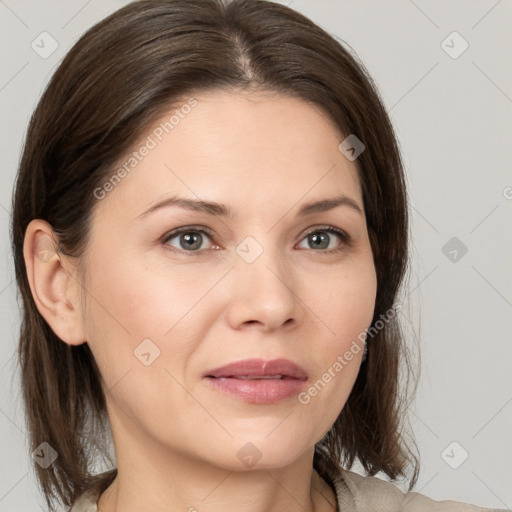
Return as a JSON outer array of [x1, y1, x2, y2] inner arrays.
[[296, 226, 349, 253], [162, 225, 350, 255], [162, 227, 216, 252]]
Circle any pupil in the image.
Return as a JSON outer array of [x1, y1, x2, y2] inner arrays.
[[310, 232, 329, 249], [181, 232, 202, 250]]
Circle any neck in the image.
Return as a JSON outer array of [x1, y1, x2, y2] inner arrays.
[[97, 442, 337, 512]]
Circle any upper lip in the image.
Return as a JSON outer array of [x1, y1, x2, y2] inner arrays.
[[204, 358, 308, 379]]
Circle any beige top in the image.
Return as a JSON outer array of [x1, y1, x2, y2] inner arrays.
[[68, 450, 508, 512]]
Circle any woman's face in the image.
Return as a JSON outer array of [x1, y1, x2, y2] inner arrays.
[[80, 90, 377, 471]]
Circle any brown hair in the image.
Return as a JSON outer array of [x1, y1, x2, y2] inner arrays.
[[11, 0, 418, 509]]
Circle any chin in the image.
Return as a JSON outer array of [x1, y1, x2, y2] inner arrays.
[[204, 434, 312, 472]]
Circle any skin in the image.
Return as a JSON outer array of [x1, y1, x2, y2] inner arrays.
[[24, 89, 377, 512]]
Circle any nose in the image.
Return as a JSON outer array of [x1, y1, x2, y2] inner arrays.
[[225, 241, 302, 332]]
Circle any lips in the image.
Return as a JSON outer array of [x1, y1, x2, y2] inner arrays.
[[203, 358, 308, 404], [203, 358, 308, 380]]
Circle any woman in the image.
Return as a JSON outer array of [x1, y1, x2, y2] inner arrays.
[[11, 1, 506, 511]]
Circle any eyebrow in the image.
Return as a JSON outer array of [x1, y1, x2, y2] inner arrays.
[[136, 194, 363, 221]]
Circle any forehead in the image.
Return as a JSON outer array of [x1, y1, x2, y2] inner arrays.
[[93, 89, 363, 223]]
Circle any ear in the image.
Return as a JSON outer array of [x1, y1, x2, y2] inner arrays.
[[23, 219, 87, 346]]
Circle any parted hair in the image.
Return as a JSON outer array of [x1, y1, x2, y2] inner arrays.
[[11, 0, 418, 509]]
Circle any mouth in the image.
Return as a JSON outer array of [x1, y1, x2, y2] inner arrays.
[[203, 358, 308, 380], [202, 358, 308, 403], [211, 375, 299, 380]]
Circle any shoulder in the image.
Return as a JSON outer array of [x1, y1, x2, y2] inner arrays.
[[337, 468, 507, 512]]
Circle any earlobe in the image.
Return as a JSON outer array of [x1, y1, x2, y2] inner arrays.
[[23, 219, 86, 346]]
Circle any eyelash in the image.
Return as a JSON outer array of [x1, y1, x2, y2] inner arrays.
[[161, 224, 350, 255]]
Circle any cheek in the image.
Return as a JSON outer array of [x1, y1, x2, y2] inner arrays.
[[84, 251, 198, 339], [81, 255, 225, 386], [314, 261, 377, 350], [301, 260, 376, 404], [81, 263, 197, 425]]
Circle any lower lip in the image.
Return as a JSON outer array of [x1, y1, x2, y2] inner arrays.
[[203, 376, 307, 404]]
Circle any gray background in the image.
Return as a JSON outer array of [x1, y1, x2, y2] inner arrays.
[[1, 0, 511, 510]]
